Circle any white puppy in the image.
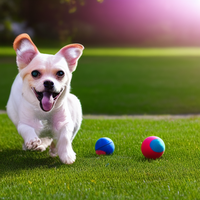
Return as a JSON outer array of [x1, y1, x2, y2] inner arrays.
[[7, 33, 84, 164]]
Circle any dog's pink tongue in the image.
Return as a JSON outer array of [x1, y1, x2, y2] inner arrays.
[[41, 92, 54, 112]]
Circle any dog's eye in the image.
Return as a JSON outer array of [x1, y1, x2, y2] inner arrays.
[[31, 70, 40, 78], [56, 71, 64, 77]]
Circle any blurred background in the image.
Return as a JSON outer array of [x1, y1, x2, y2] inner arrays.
[[1, 0, 200, 47], [1, 0, 200, 115]]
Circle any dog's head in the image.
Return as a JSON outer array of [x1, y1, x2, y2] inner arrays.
[[13, 33, 84, 112]]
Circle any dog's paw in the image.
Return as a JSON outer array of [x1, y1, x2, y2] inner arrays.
[[25, 137, 42, 150], [34, 137, 53, 152], [49, 151, 58, 158], [34, 144, 46, 152], [59, 150, 76, 165]]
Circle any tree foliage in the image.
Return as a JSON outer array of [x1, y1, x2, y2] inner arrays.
[[0, 0, 104, 44], [0, 0, 22, 42]]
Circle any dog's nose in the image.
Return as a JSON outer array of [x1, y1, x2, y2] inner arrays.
[[44, 80, 54, 89]]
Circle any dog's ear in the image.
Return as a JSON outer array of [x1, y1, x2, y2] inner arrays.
[[13, 33, 39, 70], [56, 44, 84, 72]]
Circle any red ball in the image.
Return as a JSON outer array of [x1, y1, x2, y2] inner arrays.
[[141, 136, 165, 159]]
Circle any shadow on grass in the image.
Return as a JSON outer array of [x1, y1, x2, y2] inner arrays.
[[0, 149, 63, 177]]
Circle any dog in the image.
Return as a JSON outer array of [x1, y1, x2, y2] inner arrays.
[[7, 33, 84, 164]]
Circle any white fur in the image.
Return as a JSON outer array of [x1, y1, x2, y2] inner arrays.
[[7, 35, 84, 164]]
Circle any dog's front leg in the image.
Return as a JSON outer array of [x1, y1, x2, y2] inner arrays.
[[57, 125, 76, 164], [18, 123, 45, 151]]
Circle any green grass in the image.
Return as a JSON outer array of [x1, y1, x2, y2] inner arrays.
[[1, 47, 200, 199], [1, 114, 200, 199], [1, 47, 200, 114], [72, 56, 200, 114], [1, 47, 200, 56]]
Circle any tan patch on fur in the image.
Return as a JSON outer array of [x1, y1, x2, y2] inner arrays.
[[13, 33, 38, 52]]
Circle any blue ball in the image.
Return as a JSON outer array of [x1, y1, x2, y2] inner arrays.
[[95, 137, 115, 155]]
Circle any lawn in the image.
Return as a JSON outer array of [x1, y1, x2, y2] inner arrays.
[[0, 114, 200, 199], [1, 47, 200, 114], [1, 47, 200, 199]]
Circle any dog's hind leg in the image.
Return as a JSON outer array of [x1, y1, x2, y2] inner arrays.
[[49, 141, 57, 157]]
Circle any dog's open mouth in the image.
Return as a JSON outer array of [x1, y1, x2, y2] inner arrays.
[[32, 88, 63, 112]]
